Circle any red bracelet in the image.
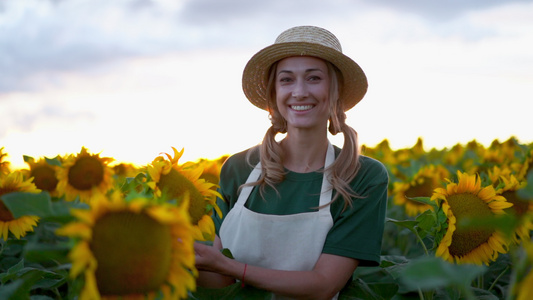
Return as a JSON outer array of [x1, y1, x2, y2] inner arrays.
[[241, 263, 248, 288]]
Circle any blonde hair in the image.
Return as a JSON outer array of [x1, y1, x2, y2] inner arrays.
[[245, 59, 362, 210]]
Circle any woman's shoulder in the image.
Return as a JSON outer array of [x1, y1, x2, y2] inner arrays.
[[356, 155, 389, 185], [221, 146, 260, 174]]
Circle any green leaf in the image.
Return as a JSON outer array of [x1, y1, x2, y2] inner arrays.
[[386, 218, 418, 232], [0, 269, 42, 300], [23, 242, 71, 264], [380, 255, 409, 268], [339, 278, 386, 300], [0, 259, 25, 284], [399, 256, 486, 291], [458, 214, 519, 241], [1, 192, 87, 223], [406, 196, 438, 211], [415, 210, 436, 232], [221, 248, 234, 259], [347, 267, 399, 299], [44, 156, 62, 167], [0, 192, 53, 218]]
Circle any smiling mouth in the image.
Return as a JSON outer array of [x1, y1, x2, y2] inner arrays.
[[290, 105, 314, 111]]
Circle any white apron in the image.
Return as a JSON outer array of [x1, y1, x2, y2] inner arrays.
[[220, 142, 338, 299]]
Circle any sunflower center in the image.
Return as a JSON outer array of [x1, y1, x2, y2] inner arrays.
[[405, 176, 434, 205], [0, 200, 14, 221], [0, 186, 17, 221], [200, 173, 220, 187], [502, 190, 529, 217], [447, 193, 494, 257], [158, 169, 208, 225], [31, 165, 59, 192], [90, 211, 172, 296], [68, 156, 104, 190]]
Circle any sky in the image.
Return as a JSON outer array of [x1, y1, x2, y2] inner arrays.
[[1, 0, 532, 169]]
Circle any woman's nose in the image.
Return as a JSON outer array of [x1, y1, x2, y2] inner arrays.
[[291, 80, 308, 99]]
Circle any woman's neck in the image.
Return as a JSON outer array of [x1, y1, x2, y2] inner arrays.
[[280, 130, 328, 173]]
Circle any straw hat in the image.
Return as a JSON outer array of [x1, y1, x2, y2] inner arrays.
[[242, 25, 368, 112]]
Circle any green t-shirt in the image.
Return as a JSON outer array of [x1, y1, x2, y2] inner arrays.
[[213, 145, 389, 267]]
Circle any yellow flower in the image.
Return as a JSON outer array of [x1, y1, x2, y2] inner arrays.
[[0, 147, 11, 176], [431, 171, 513, 265], [392, 165, 449, 217], [147, 147, 222, 241], [57, 147, 115, 203], [517, 148, 533, 181], [495, 174, 533, 244], [56, 192, 196, 300], [24, 156, 60, 197], [0, 171, 41, 240], [187, 155, 228, 188], [112, 162, 141, 181]]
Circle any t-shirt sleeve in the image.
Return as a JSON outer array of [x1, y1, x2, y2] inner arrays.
[[322, 157, 389, 267]]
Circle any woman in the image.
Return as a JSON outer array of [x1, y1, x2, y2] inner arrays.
[[194, 25, 389, 300]]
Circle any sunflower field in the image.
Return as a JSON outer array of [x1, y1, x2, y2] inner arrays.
[[0, 137, 532, 300]]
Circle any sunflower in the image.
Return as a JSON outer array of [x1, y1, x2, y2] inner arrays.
[[0, 147, 11, 175], [57, 147, 115, 203], [112, 162, 141, 180], [517, 148, 533, 181], [24, 156, 60, 197], [392, 165, 449, 217], [186, 155, 227, 188], [56, 191, 196, 299], [147, 147, 222, 241], [431, 171, 513, 265], [0, 171, 41, 240], [495, 174, 533, 244]]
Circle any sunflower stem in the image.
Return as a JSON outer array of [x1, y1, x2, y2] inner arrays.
[[417, 288, 425, 300], [488, 265, 509, 292], [413, 226, 429, 256], [476, 274, 484, 289]]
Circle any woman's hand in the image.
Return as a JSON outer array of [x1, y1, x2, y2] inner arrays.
[[194, 241, 226, 272], [194, 236, 237, 288]]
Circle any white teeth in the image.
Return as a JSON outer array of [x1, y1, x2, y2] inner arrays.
[[291, 105, 314, 111]]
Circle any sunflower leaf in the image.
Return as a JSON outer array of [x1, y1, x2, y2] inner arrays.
[[0, 259, 25, 284], [386, 218, 418, 232], [399, 256, 486, 290], [1, 192, 84, 223], [221, 248, 234, 259], [0, 268, 42, 299], [44, 156, 62, 167], [1, 192, 53, 218], [458, 214, 519, 240], [406, 196, 438, 210]]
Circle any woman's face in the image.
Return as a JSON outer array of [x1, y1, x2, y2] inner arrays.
[[275, 56, 330, 132]]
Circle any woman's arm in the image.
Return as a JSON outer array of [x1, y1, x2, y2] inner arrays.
[[195, 237, 359, 300]]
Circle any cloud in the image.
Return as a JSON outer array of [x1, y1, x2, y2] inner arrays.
[[369, 0, 533, 20], [1, 0, 532, 96], [0, 95, 95, 138]]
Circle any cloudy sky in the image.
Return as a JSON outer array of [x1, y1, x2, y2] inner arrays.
[[1, 0, 532, 169]]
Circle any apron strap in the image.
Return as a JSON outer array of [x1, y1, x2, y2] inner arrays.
[[235, 141, 335, 210], [318, 142, 334, 208]]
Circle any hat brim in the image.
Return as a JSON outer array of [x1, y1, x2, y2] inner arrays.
[[242, 41, 368, 112]]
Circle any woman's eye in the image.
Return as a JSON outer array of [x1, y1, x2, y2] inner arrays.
[[279, 77, 292, 83], [308, 76, 321, 81]]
